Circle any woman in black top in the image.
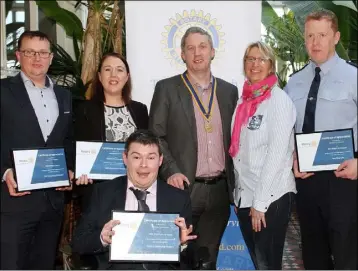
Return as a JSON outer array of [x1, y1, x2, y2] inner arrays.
[[74, 52, 148, 204]]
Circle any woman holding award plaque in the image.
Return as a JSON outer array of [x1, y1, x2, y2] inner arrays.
[[229, 41, 297, 270], [74, 52, 149, 206]]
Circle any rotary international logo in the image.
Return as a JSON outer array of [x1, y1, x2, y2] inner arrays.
[[161, 10, 225, 68]]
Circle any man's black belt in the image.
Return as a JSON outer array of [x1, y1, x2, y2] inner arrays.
[[195, 172, 226, 185]]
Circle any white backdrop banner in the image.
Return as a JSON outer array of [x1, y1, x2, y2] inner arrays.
[[125, 1, 262, 108], [125, 2, 262, 269]]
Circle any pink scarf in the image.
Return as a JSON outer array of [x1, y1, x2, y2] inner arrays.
[[229, 74, 277, 157]]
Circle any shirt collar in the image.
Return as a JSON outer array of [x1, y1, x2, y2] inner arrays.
[[127, 178, 157, 196], [20, 71, 52, 88], [187, 71, 214, 91], [310, 52, 339, 76]]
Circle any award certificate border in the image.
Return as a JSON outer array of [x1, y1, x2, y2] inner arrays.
[[109, 211, 181, 263], [11, 146, 70, 192], [75, 140, 126, 181], [294, 128, 355, 173]]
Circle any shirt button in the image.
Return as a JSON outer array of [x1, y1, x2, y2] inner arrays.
[[44, 104, 46, 107], [271, 195, 273, 197], [47, 119, 49, 123], [209, 141, 212, 144], [208, 158, 212, 162]]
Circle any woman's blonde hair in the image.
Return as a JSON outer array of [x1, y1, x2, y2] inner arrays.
[[243, 41, 276, 77]]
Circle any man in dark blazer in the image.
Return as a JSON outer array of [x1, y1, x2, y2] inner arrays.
[[149, 26, 238, 268], [0, 31, 74, 269], [72, 130, 196, 270]]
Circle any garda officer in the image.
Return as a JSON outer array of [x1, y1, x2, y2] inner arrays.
[[285, 9, 357, 270]]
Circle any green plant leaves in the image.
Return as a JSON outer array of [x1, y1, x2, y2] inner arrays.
[[35, 1, 84, 42]]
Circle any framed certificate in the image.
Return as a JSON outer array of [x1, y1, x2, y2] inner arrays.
[[75, 141, 126, 180], [12, 147, 70, 192], [109, 212, 180, 262], [295, 128, 355, 172]]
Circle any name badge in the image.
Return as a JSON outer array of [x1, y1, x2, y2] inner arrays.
[[248, 115, 263, 130]]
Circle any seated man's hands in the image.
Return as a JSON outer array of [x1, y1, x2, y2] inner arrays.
[[174, 217, 197, 245], [100, 220, 121, 246]]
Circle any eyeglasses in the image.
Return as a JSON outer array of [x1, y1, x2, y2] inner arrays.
[[19, 50, 52, 58], [245, 57, 270, 65]]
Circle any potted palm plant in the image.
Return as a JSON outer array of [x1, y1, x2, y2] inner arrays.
[[35, 0, 126, 99]]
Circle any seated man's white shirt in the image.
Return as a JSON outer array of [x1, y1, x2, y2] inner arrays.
[[125, 179, 157, 211], [100, 179, 157, 246]]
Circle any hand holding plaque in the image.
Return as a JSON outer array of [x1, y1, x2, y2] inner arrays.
[[174, 217, 197, 245], [335, 158, 358, 180], [293, 152, 315, 179], [3, 169, 31, 197], [100, 220, 121, 245]]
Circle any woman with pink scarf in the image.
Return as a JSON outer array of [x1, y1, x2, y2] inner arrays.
[[229, 41, 297, 270]]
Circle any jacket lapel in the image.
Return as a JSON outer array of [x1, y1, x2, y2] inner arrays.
[[111, 178, 128, 211], [215, 81, 229, 150], [127, 102, 139, 128], [156, 180, 165, 212], [10, 74, 44, 143], [46, 85, 64, 143], [95, 101, 106, 141], [176, 76, 198, 144]]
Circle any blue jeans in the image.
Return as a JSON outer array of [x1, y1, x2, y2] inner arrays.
[[236, 192, 293, 270]]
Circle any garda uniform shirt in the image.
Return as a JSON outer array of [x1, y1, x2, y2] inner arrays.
[[284, 53, 357, 152]]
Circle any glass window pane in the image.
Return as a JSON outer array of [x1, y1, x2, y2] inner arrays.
[[16, 0, 24, 3], [6, 0, 28, 70], [16, 27, 25, 40], [6, 12, 13, 24], [16, 11, 25, 22]]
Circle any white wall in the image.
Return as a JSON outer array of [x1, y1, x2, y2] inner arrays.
[[125, 1, 262, 108]]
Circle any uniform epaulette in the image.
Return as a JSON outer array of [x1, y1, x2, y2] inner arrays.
[[289, 62, 309, 77], [346, 60, 357, 68]]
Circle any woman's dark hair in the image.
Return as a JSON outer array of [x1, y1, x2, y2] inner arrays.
[[90, 52, 132, 104]]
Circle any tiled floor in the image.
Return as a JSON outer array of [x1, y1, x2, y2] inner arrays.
[[282, 210, 304, 270]]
